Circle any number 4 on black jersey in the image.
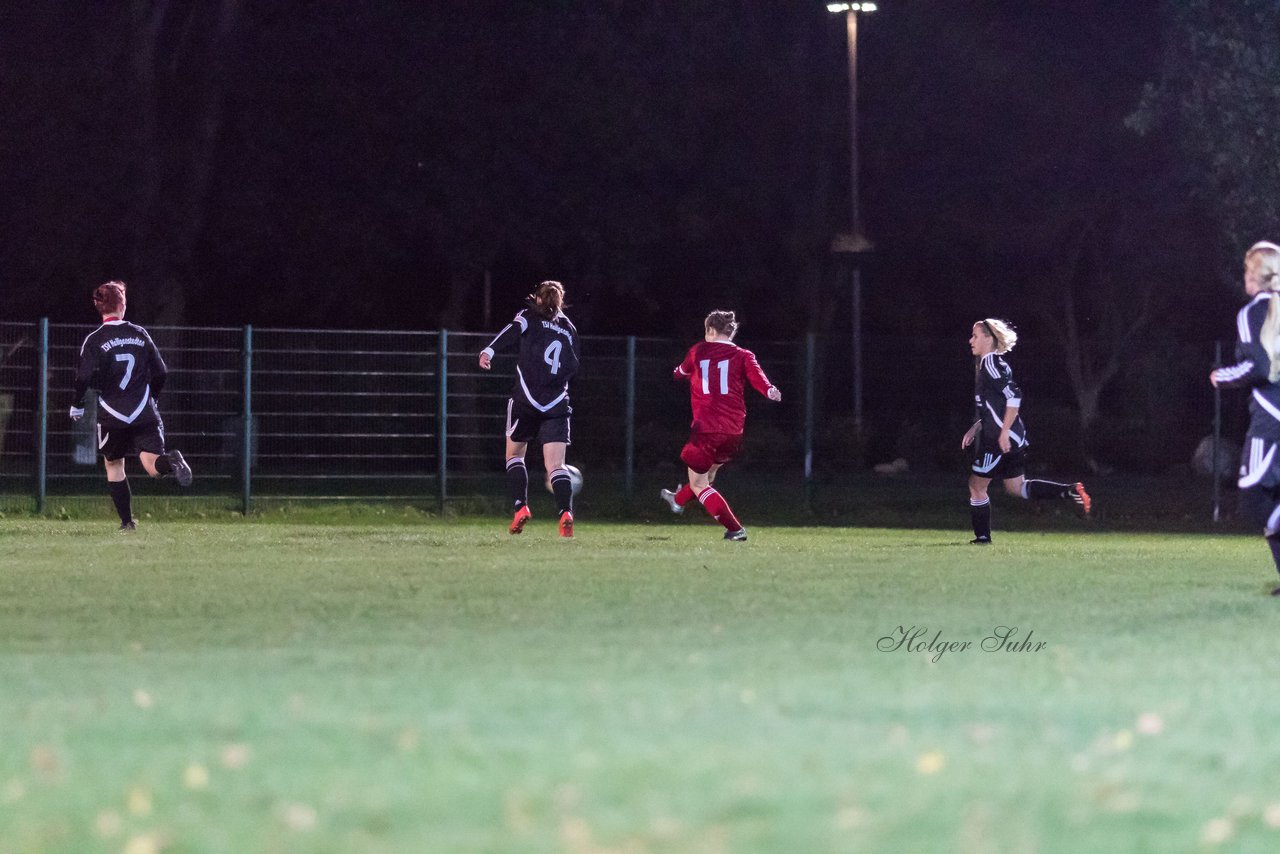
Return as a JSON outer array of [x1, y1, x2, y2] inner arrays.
[[482, 308, 580, 417]]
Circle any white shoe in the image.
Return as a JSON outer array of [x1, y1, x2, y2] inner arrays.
[[660, 488, 684, 514]]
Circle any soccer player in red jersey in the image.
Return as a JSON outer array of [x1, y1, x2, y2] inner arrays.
[[661, 310, 781, 541]]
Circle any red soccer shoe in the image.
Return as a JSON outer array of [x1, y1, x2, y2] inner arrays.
[[1072, 483, 1091, 516], [509, 505, 532, 535]]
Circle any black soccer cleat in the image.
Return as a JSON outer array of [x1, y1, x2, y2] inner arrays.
[[1271, 585, 1280, 597], [970, 536, 991, 545], [660, 488, 685, 514], [724, 528, 747, 542], [119, 519, 137, 532], [168, 449, 193, 487]]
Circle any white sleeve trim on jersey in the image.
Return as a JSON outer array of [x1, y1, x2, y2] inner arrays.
[[675, 365, 690, 376], [1005, 397, 1021, 408], [1212, 361, 1255, 384], [481, 347, 495, 360], [515, 366, 568, 412], [98, 385, 151, 424], [514, 312, 528, 332], [484, 324, 513, 352]]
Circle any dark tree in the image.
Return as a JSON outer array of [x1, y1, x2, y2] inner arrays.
[[1130, 0, 1280, 272]]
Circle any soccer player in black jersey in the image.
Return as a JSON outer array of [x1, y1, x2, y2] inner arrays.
[[1211, 241, 1280, 593], [478, 280, 581, 537], [961, 318, 1090, 544], [70, 282, 193, 531]]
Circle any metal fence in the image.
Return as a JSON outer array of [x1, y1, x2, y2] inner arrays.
[[0, 321, 821, 513], [0, 319, 1234, 516]]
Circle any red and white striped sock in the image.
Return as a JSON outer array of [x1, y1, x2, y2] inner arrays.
[[697, 486, 742, 532]]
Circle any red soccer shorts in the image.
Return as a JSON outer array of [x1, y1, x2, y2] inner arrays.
[[680, 432, 743, 474]]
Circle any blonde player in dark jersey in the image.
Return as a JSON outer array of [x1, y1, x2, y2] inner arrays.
[[660, 310, 781, 541], [963, 317, 1089, 544], [1210, 241, 1280, 593], [70, 281, 193, 531], [479, 281, 581, 538]]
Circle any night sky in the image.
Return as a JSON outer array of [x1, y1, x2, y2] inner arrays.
[[2, 0, 1268, 468], [2, 1, 1200, 329]]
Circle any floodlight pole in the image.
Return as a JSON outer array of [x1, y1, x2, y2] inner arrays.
[[847, 8, 864, 433], [827, 2, 875, 433], [844, 8, 862, 250]]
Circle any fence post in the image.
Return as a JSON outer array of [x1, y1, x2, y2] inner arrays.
[[803, 332, 816, 506], [624, 336, 636, 502], [1212, 340, 1222, 523], [241, 325, 253, 515], [35, 318, 48, 514], [438, 330, 448, 511]]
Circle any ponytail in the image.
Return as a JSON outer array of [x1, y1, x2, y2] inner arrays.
[[979, 317, 1018, 354], [527, 280, 565, 319]]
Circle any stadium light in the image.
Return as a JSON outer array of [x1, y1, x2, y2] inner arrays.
[[826, 0, 876, 434]]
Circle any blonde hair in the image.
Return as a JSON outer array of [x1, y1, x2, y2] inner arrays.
[[1247, 242, 1280, 381], [977, 318, 1018, 354]]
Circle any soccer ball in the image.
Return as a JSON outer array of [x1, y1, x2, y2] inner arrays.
[[546, 464, 584, 496]]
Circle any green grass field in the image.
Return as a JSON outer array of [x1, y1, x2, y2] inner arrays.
[[2, 515, 1280, 853]]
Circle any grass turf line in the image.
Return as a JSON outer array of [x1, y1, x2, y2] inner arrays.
[[0, 519, 1277, 852]]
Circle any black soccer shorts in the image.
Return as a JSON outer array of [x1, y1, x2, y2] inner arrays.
[[970, 445, 1026, 480], [505, 399, 571, 445], [97, 418, 165, 461]]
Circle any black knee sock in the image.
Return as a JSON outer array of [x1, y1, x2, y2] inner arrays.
[[549, 468, 573, 516], [1267, 536, 1280, 576], [506, 457, 528, 511], [970, 497, 991, 540], [153, 452, 173, 476], [1022, 479, 1072, 500], [108, 479, 132, 524], [1240, 488, 1280, 539]]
